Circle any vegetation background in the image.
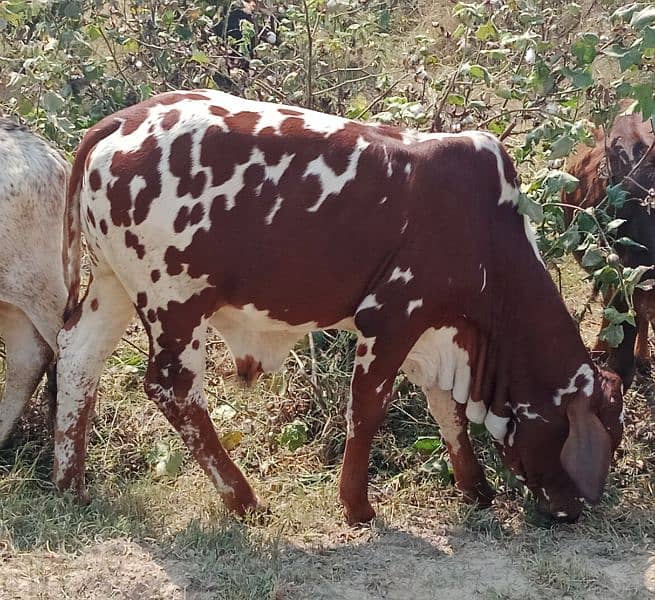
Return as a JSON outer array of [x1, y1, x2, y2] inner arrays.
[[0, 0, 654, 598]]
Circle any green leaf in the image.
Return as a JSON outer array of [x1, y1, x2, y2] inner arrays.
[[630, 6, 655, 29], [582, 246, 604, 268], [603, 307, 636, 327], [549, 135, 575, 159], [544, 170, 579, 194], [624, 265, 651, 286], [615, 237, 648, 250], [518, 192, 544, 224], [468, 64, 491, 82], [63, 2, 81, 19], [191, 51, 209, 64], [604, 44, 643, 71], [644, 25, 655, 48], [42, 91, 65, 113], [594, 265, 621, 286], [561, 67, 593, 88], [631, 84, 655, 121], [598, 323, 624, 348], [606, 218, 626, 231], [571, 33, 598, 65], [278, 419, 308, 452], [447, 93, 466, 106], [475, 21, 497, 41], [413, 436, 443, 454], [123, 37, 139, 53], [612, 4, 643, 24], [559, 227, 581, 252], [607, 184, 629, 208], [16, 96, 33, 116]]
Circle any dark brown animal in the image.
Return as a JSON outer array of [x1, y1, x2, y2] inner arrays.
[[565, 112, 655, 388], [55, 91, 623, 524]]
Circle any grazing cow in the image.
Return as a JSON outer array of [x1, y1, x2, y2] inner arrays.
[[0, 119, 78, 445], [564, 112, 655, 388], [55, 90, 623, 524]]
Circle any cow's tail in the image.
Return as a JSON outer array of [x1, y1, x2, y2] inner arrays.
[[62, 118, 121, 323]]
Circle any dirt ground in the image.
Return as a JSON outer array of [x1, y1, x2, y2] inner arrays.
[[2, 527, 653, 599]]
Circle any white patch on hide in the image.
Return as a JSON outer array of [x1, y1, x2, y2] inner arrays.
[[358, 294, 382, 312], [305, 137, 370, 212], [466, 131, 518, 206], [484, 410, 509, 443], [406, 299, 423, 316], [515, 402, 547, 422], [266, 195, 284, 225], [465, 398, 487, 424], [553, 363, 594, 406], [389, 266, 414, 284], [356, 336, 377, 375], [426, 387, 461, 455]]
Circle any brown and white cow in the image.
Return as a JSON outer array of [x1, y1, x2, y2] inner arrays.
[[565, 112, 655, 388], [0, 119, 78, 445], [55, 90, 623, 523]]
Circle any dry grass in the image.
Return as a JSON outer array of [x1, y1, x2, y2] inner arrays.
[[0, 2, 653, 597], [0, 257, 654, 599]]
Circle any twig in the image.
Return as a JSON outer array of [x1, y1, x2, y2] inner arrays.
[[354, 74, 410, 120], [312, 73, 378, 96], [98, 25, 137, 93], [301, 0, 314, 109], [499, 119, 517, 142], [308, 333, 318, 388]]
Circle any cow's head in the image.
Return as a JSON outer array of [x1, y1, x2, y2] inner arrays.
[[500, 368, 623, 522], [606, 114, 655, 198]]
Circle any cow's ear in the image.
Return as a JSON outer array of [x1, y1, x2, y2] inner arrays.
[[560, 392, 612, 503]]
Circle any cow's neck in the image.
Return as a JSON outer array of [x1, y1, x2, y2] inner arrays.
[[486, 256, 592, 410]]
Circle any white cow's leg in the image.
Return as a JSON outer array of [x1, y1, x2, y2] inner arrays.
[[54, 271, 135, 499], [0, 303, 52, 446], [426, 387, 494, 506], [143, 319, 262, 516]]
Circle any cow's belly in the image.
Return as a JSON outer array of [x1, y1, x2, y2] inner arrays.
[[210, 304, 356, 376]]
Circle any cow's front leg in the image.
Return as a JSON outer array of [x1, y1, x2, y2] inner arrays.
[[54, 271, 135, 498], [340, 330, 411, 525], [426, 387, 494, 507], [142, 319, 262, 517]]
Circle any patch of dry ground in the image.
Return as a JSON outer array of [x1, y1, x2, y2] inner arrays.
[[1, 528, 653, 599]]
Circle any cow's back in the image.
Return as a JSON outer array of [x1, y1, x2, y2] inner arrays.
[[79, 91, 523, 329]]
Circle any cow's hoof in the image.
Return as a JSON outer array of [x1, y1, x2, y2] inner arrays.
[[58, 486, 91, 505], [635, 357, 651, 376], [344, 502, 376, 525], [224, 492, 267, 519], [460, 480, 495, 508]]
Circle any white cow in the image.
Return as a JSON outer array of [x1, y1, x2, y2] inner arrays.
[[0, 119, 77, 445]]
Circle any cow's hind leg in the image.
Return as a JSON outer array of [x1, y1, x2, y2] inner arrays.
[[426, 387, 494, 506], [142, 318, 261, 516], [0, 302, 52, 447], [54, 272, 135, 498]]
